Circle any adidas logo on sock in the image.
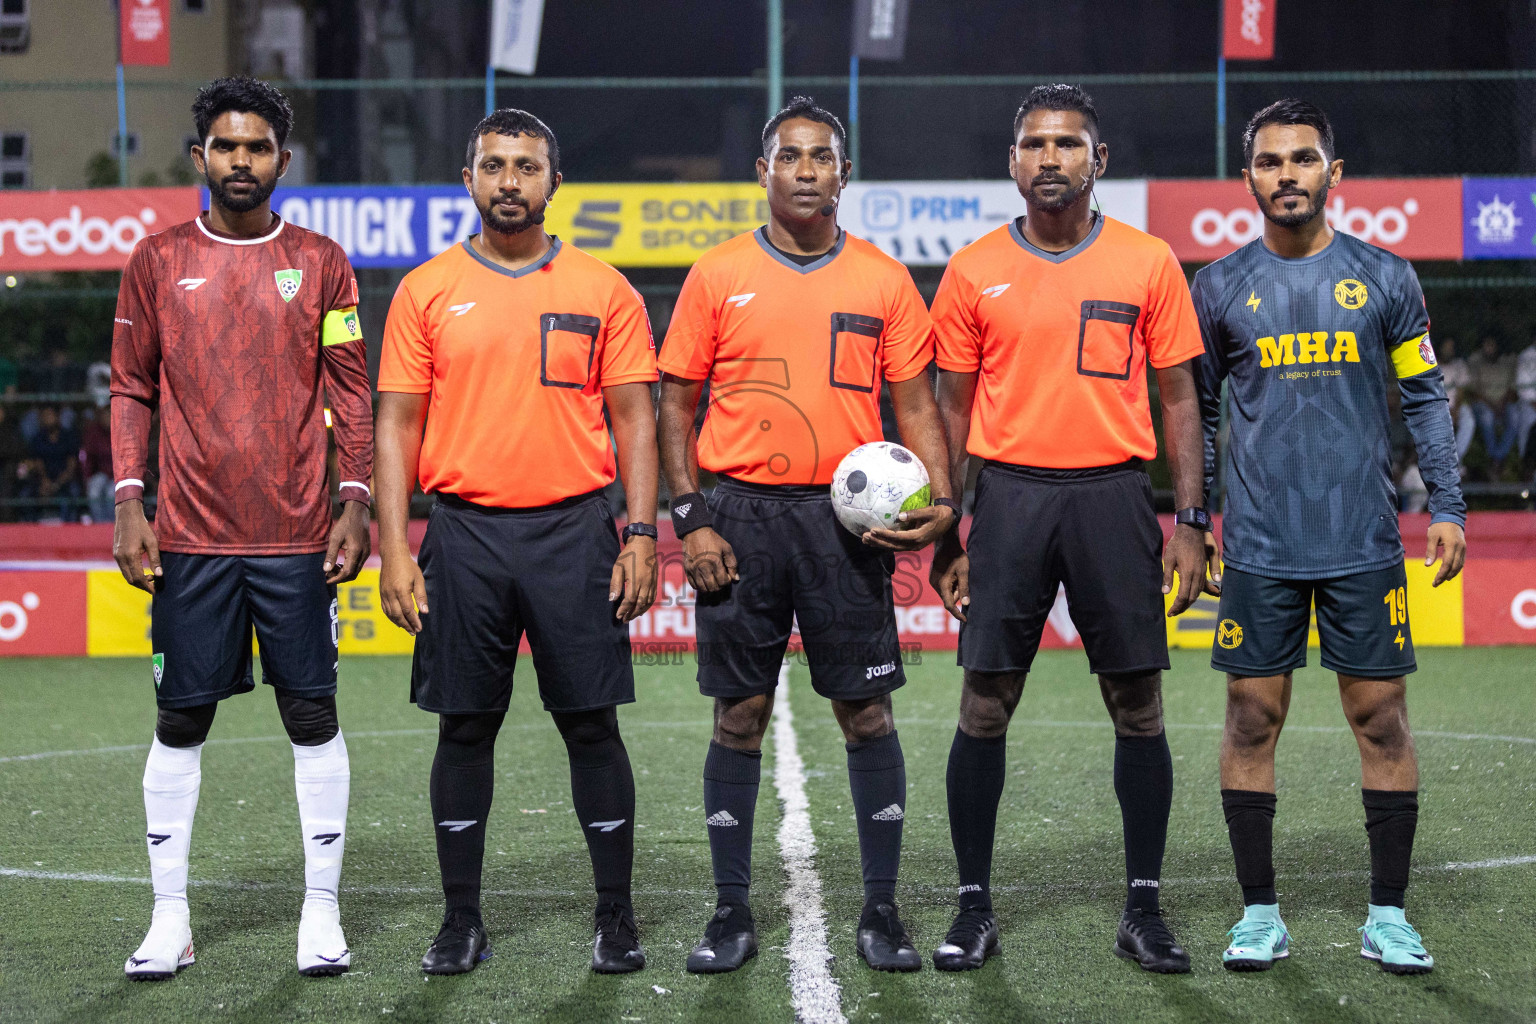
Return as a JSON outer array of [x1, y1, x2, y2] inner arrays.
[[706, 810, 739, 827], [871, 804, 904, 822]]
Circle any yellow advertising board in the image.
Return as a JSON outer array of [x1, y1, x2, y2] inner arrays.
[[1165, 558, 1463, 650], [85, 569, 415, 658], [543, 183, 770, 267]]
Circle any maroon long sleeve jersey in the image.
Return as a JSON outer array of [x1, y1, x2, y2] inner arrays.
[[110, 214, 374, 554]]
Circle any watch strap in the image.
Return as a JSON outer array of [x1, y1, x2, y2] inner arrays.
[[1175, 507, 1213, 531], [621, 522, 658, 542]]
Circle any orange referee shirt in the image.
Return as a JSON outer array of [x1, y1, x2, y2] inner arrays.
[[659, 228, 934, 486], [932, 215, 1203, 469], [378, 238, 657, 507]]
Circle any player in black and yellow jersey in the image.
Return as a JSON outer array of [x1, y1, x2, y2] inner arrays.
[[1193, 100, 1466, 974]]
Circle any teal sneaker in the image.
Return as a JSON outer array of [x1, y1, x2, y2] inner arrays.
[[1359, 905, 1434, 975], [1223, 904, 1290, 971]]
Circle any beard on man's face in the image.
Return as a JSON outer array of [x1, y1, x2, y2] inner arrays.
[[1262, 180, 1330, 229], [206, 169, 277, 214], [479, 192, 547, 235], [1021, 170, 1088, 213]]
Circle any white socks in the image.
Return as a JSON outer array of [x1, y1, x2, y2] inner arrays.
[[142, 738, 203, 918], [293, 733, 350, 913]]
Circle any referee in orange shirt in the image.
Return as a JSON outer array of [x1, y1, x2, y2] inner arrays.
[[927, 85, 1212, 973], [659, 97, 957, 974], [375, 110, 659, 976]]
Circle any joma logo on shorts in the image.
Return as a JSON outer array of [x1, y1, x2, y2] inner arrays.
[[865, 662, 897, 680]]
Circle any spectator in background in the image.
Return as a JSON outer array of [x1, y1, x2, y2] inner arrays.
[[80, 404, 113, 523], [1438, 335, 1469, 407], [1516, 336, 1536, 468], [1397, 459, 1428, 513], [86, 361, 112, 409], [0, 352, 17, 396], [0, 404, 27, 522], [37, 349, 86, 394], [19, 405, 81, 520], [1449, 389, 1476, 467], [1468, 335, 1521, 471]]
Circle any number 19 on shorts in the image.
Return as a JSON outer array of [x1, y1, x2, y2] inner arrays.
[[1384, 585, 1408, 650]]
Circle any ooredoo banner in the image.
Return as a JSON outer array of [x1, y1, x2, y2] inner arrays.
[[120, 0, 171, 67], [1146, 178, 1463, 262], [1222, 0, 1277, 60], [0, 188, 199, 272]]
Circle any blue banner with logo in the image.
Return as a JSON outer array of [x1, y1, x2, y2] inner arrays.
[[202, 185, 473, 268], [1463, 178, 1536, 259]]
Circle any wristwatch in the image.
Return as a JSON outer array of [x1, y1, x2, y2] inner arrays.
[[1174, 507, 1213, 531], [621, 522, 658, 543]]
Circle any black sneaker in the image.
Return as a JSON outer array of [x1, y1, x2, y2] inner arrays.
[[421, 911, 492, 975], [592, 904, 646, 974], [686, 903, 758, 974], [857, 901, 922, 972], [1113, 908, 1191, 974], [932, 907, 1000, 972]]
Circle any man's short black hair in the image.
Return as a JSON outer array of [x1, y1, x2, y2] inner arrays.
[[1013, 84, 1099, 144], [465, 108, 560, 181], [761, 95, 847, 161], [1242, 98, 1336, 167], [192, 76, 294, 148]]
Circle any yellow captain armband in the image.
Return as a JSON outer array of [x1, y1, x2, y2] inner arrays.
[[321, 306, 363, 347], [1389, 333, 1437, 379]]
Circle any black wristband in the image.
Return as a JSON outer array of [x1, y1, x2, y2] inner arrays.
[[669, 491, 713, 538], [933, 497, 962, 522], [1175, 507, 1213, 531], [621, 522, 658, 543]]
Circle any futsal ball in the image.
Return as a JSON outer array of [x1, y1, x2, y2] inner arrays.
[[830, 442, 931, 536]]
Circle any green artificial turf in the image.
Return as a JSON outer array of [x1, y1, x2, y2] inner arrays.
[[0, 648, 1531, 1023]]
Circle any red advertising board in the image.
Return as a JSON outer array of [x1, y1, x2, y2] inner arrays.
[[120, 0, 171, 67], [1147, 178, 1463, 262], [1223, 0, 1277, 60], [0, 188, 199, 272], [1463, 558, 1536, 646], [0, 572, 87, 656]]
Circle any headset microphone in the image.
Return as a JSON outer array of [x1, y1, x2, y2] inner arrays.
[[820, 195, 839, 217]]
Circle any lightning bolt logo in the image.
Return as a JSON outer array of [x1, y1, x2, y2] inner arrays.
[[1246, 291, 1261, 312]]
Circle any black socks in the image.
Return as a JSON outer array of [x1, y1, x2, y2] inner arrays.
[[703, 741, 762, 906], [1222, 788, 1278, 905], [430, 712, 504, 921], [554, 708, 636, 914], [945, 727, 1007, 911], [1114, 731, 1174, 913], [1362, 789, 1419, 908], [846, 730, 906, 906]]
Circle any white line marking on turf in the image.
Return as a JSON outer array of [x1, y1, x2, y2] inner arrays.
[[4, 855, 1532, 899], [771, 660, 846, 1024]]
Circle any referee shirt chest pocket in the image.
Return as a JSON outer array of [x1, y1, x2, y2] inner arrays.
[[540, 312, 602, 389], [829, 312, 885, 392], [1077, 300, 1141, 380]]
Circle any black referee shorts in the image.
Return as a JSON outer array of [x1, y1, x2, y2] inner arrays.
[[1211, 563, 1416, 679], [958, 460, 1170, 677], [151, 551, 337, 710], [695, 476, 904, 702], [409, 492, 635, 715]]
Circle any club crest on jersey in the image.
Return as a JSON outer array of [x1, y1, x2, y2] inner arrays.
[[1419, 336, 1438, 366], [274, 269, 303, 303], [1333, 279, 1368, 310], [152, 652, 165, 688], [1216, 620, 1244, 649]]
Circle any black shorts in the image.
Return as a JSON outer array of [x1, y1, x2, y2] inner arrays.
[[410, 492, 635, 715], [1211, 563, 1416, 678], [695, 476, 904, 702], [150, 552, 338, 710], [958, 460, 1170, 676]]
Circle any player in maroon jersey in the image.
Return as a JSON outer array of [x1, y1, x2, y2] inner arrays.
[[110, 77, 372, 981]]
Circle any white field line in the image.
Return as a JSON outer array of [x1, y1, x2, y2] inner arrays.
[[3, 855, 1531, 899], [771, 661, 846, 1024]]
